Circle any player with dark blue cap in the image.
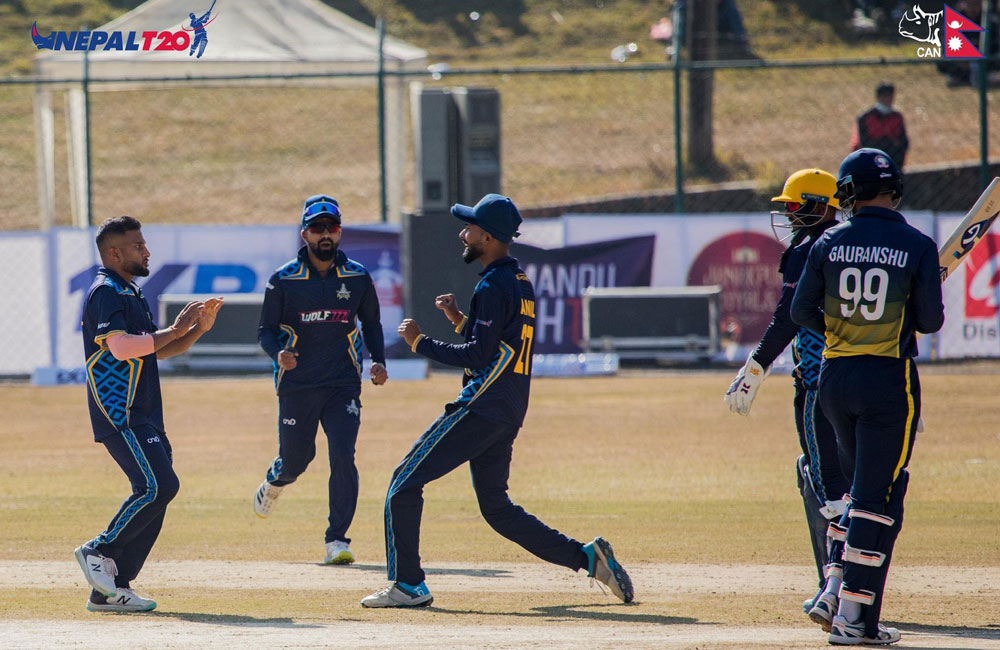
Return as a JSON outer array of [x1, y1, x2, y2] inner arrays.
[[449, 193, 523, 243], [254, 192, 387, 567], [301, 194, 342, 227], [791, 148, 944, 645], [360, 193, 632, 609]]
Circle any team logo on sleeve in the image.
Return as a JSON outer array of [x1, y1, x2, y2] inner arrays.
[[336, 283, 351, 300]]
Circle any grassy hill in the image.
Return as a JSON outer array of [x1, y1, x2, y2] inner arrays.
[[1, 0, 914, 76]]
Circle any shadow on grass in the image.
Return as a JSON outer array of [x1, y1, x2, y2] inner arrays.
[[149, 611, 321, 628], [430, 602, 699, 626], [887, 621, 1000, 643], [312, 563, 514, 579]]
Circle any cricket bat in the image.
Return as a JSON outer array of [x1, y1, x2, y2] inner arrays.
[[938, 177, 1000, 283]]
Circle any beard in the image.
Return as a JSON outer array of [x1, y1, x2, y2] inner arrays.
[[310, 240, 338, 261], [124, 260, 149, 277], [462, 243, 483, 264]]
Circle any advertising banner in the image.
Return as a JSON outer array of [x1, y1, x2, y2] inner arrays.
[[3, 211, 993, 376], [50, 224, 403, 370], [512, 236, 656, 353], [563, 212, 939, 360], [937, 220, 1000, 358]]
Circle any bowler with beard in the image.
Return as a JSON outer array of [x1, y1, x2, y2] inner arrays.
[[361, 194, 632, 608], [254, 194, 388, 566], [75, 216, 223, 612]]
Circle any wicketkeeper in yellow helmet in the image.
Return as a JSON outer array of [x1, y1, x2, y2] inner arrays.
[[770, 168, 840, 243], [725, 167, 849, 632]]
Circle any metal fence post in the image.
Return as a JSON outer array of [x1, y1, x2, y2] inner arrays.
[[377, 17, 387, 223], [673, 53, 684, 213], [977, 5, 992, 191], [83, 46, 93, 226]]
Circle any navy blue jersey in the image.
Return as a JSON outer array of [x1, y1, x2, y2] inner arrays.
[[82, 268, 164, 442], [791, 207, 944, 358], [259, 247, 385, 395], [415, 257, 535, 427], [752, 223, 835, 390]]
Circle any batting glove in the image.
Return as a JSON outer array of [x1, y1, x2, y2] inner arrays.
[[724, 354, 770, 416]]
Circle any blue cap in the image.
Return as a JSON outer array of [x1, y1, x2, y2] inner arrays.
[[450, 194, 522, 244], [301, 194, 341, 228]]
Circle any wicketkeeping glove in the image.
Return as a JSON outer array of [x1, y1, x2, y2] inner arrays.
[[724, 354, 770, 416]]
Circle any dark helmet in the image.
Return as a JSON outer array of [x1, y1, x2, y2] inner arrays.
[[834, 148, 902, 216]]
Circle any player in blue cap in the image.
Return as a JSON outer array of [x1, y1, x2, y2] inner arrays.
[[253, 194, 388, 566], [361, 193, 633, 608], [792, 149, 944, 645]]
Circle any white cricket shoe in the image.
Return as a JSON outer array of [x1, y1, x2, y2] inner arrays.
[[324, 540, 355, 565], [828, 615, 901, 645], [253, 481, 283, 518], [73, 544, 118, 597], [86, 587, 157, 612], [361, 582, 433, 608], [808, 590, 838, 632]]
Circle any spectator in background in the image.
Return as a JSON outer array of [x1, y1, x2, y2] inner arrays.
[[850, 83, 909, 171], [849, 0, 906, 34]]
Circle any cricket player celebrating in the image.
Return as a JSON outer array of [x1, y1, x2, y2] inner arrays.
[[253, 195, 388, 565], [724, 169, 851, 621], [75, 216, 222, 612], [361, 194, 632, 608], [791, 149, 945, 645]]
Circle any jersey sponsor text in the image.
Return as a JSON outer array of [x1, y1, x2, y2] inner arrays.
[[299, 309, 350, 323]]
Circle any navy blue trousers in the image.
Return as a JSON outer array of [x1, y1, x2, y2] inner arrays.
[[820, 356, 920, 635], [265, 385, 361, 544], [384, 408, 587, 585], [93, 424, 179, 587], [794, 387, 852, 504]]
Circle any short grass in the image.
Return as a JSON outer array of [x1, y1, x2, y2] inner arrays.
[[1, 370, 998, 564]]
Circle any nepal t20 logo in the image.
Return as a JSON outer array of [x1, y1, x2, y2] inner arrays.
[[899, 4, 984, 58], [31, 0, 219, 58]]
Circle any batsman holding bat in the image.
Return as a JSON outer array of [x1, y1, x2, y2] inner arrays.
[[792, 149, 945, 645], [724, 169, 851, 620], [361, 194, 632, 608], [75, 216, 223, 612], [253, 195, 388, 566]]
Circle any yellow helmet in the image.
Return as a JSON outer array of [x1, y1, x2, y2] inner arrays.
[[772, 168, 840, 210], [770, 168, 839, 241]]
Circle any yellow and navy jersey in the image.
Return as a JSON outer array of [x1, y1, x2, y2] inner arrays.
[[791, 207, 944, 359], [752, 221, 836, 390], [81, 268, 164, 441], [415, 256, 535, 427], [258, 247, 385, 395]]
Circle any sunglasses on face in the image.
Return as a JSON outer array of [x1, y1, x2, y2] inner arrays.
[[307, 222, 341, 234], [784, 201, 803, 214]]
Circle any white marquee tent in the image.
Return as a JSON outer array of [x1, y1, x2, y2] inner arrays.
[[33, 0, 428, 225]]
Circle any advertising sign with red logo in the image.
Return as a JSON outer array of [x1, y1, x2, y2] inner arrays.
[[686, 232, 785, 344], [964, 233, 1000, 318], [937, 220, 1000, 357]]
